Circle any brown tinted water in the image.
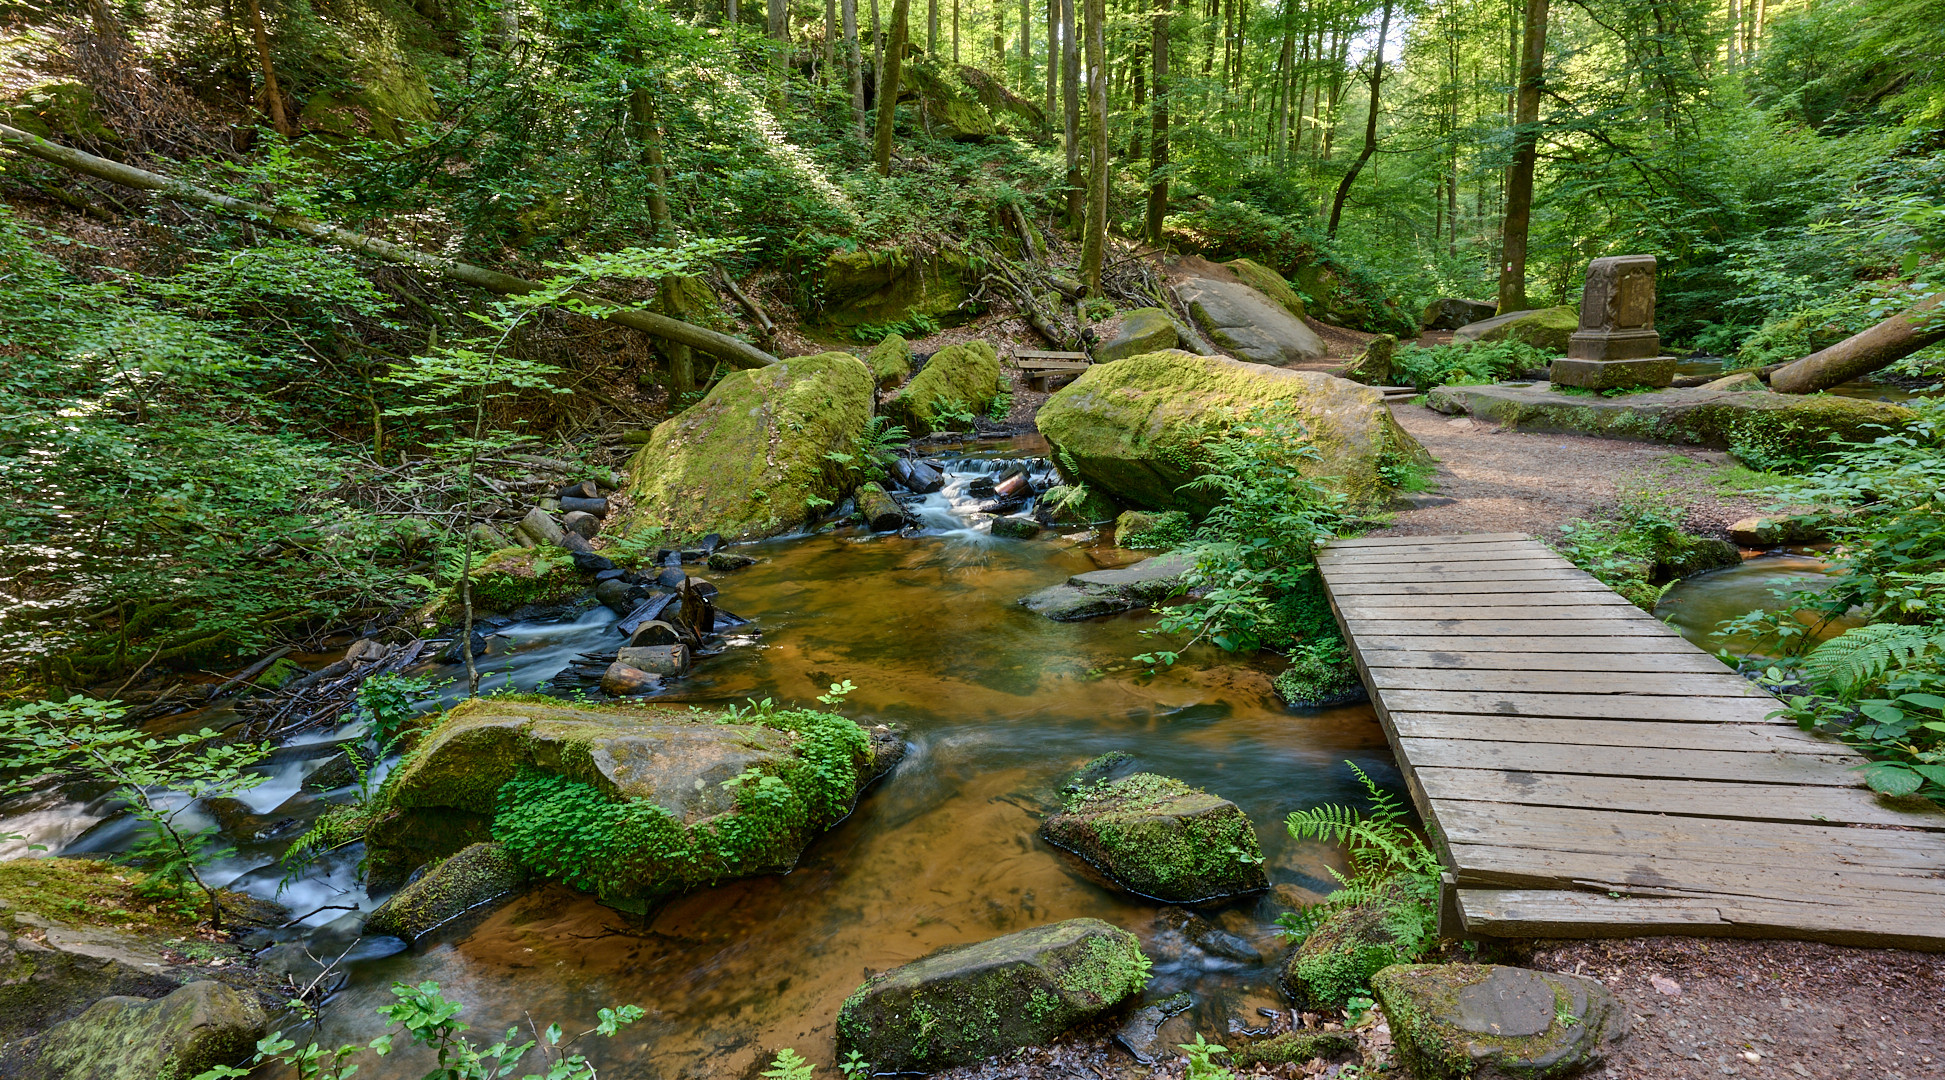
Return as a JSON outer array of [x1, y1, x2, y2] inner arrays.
[[1655, 552, 1857, 659], [271, 455, 1394, 1078]]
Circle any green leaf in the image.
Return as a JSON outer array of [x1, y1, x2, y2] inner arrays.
[[1861, 762, 1925, 796]]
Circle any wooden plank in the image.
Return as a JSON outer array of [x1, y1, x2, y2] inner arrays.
[[1362, 650, 1729, 673], [1318, 549, 1570, 567], [1389, 713, 1840, 752], [1435, 801, 1945, 871], [1368, 668, 1766, 697], [1016, 360, 1091, 371], [1378, 689, 1781, 722], [1445, 841, 1945, 905], [1414, 768, 1945, 829], [1320, 560, 1582, 578], [1344, 619, 1678, 638], [1349, 634, 1703, 654], [1456, 890, 1945, 951], [1327, 533, 1532, 549], [1328, 579, 1617, 596], [1337, 604, 1662, 621], [1397, 737, 1862, 786], [1337, 592, 1637, 609], [1322, 568, 1597, 585], [1014, 350, 1089, 360]]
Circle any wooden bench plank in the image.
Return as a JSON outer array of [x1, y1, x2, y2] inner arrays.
[[1414, 768, 1944, 828], [1338, 604, 1663, 621], [1318, 550, 1572, 568], [1322, 568, 1601, 584], [1344, 619, 1679, 638], [1445, 841, 1945, 904], [1456, 890, 1945, 951], [1328, 579, 1618, 596], [1350, 634, 1704, 654], [1326, 532, 1535, 548], [1337, 592, 1638, 609]]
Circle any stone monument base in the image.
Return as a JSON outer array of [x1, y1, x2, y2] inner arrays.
[[1549, 356, 1675, 391]]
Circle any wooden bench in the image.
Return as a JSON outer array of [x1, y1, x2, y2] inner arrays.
[[1013, 350, 1092, 391]]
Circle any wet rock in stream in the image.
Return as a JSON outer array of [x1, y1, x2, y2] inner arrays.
[[1041, 772, 1269, 903], [8, 979, 268, 1080], [1019, 551, 1193, 621], [366, 842, 528, 943], [1114, 990, 1195, 1064]]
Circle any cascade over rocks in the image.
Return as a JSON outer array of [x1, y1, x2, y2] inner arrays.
[[835, 918, 1150, 1073], [1041, 772, 1269, 902], [363, 699, 903, 903], [1176, 276, 1327, 364], [625, 352, 874, 541], [1036, 351, 1427, 513]]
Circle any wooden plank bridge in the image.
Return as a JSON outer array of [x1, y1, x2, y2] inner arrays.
[[1315, 532, 1945, 951]]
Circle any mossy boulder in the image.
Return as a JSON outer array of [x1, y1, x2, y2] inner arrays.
[[1036, 351, 1428, 513], [866, 333, 914, 388], [1041, 772, 1268, 902], [366, 842, 527, 942], [956, 63, 1049, 133], [1372, 964, 1629, 1080], [1279, 880, 1429, 1008], [1226, 259, 1308, 320], [443, 546, 582, 619], [1340, 334, 1397, 386], [1231, 1031, 1358, 1068], [1177, 277, 1327, 364], [835, 918, 1149, 1073], [1020, 551, 1192, 621], [1425, 383, 1914, 470], [1452, 306, 1578, 353], [0, 928, 180, 1042], [1114, 509, 1191, 549], [1094, 308, 1180, 364], [819, 247, 974, 329], [625, 352, 874, 540], [1034, 485, 1121, 527], [901, 59, 999, 140], [4, 82, 115, 142], [883, 340, 1002, 436], [15, 980, 266, 1080], [365, 699, 896, 907]]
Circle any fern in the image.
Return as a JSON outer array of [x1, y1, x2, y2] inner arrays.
[[1279, 762, 1443, 947], [1803, 623, 1945, 696]]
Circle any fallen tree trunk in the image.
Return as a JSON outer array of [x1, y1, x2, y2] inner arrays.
[[1769, 290, 1945, 394], [0, 122, 778, 370]]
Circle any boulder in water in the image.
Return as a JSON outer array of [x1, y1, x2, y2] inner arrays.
[[991, 515, 1041, 539], [856, 482, 909, 532], [363, 699, 898, 904], [1452, 306, 1578, 352], [835, 918, 1150, 1073], [1094, 308, 1179, 363], [1279, 879, 1431, 1008], [624, 352, 874, 541], [1020, 551, 1193, 621], [882, 341, 1002, 436], [1036, 351, 1427, 513], [1041, 772, 1268, 902], [366, 842, 527, 942], [1176, 277, 1326, 365], [12, 980, 267, 1080], [453, 547, 583, 618], [1372, 964, 1629, 1080]]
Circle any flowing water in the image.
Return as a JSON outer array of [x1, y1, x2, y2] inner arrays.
[[20, 439, 1396, 1079], [1655, 552, 1856, 659]]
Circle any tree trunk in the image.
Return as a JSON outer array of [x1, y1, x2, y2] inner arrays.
[[631, 88, 695, 396], [873, 0, 884, 96], [1080, 0, 1108, 289], [1147, 0, 1169, 246], [0, 123, 777, 370], [728, 0, 738, 25], [873, 0, 911, 174], [1769, 292, 1945, 394], [1130, 47, 1145, 159], [245, 0, 295, 136], [1045, 0, 1057, 121], [1495, 0, 1548, 314], [1325, 0, 1390, 237], [1020, 0, 1031, 89], [769, 0, 790, 104], [845, 0, 867, 134], [929, 0, 939, 54], [1273, 0, 1294, 166], [1061, 0, 1082, 233], [826, 0, 838, 85]]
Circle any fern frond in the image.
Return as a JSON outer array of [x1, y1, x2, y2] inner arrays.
[[1803, 622, 1945, 695]]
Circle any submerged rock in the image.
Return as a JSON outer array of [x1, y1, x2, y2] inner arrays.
[[882, 340, 1002, 436], [366, 842, 527, 942], [14, 980, 267, 1080], [364, 699, 898, 905], [1372, 964, 1629, 1080], [1114, 990, 1195, 1064], [1176, 278, 1326, 365], [1452, 306, 1578, 352], [1042, 772, 1268, 902], [1020, 551, 1192, 621], [1094, 308, 1179, 364], [1157, 906, 1262, 963], [991, 515, 1041, 539], [835, 918, 1150, 1073], [1036, 352, 1427, 514], [624, 352, 874, 541]]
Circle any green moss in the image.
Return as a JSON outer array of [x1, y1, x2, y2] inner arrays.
[[1045, 773, 1267, 901], [1457, 306, 1578, 352], [365, 842, 525, 940], [883, 341, 1002, 436], [1230, 1031, 1357, 1067], [0, 858, 212, 934], [1115, 509, 1191, 549], [1226, 259, 1308, 320], [901, 60, 998, 139], [865, 333, 914, 388], [819, 248, 974, 329], [1371, 964, 1620, 1080], [3, 82, 115, 141], [625, 352, 875, 540]]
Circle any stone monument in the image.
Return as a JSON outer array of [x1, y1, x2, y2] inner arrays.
[[1548, 254, 1675, 390]]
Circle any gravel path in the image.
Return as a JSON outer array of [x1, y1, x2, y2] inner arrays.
[[1374, 401, 1770, 541]]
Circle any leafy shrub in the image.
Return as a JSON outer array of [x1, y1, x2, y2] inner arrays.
[[1391, 340, 1553, 392]]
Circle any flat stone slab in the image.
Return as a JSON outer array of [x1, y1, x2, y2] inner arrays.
[[1175, 278, 1325, 365], [1020, 551, 1194, 621], [1549, 357, 1674, 390], [1425, 382, 1913, 458], [1373, 964, 1629, 1080]]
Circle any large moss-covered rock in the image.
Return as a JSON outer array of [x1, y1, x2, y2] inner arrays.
[[956, 63, 1050, 133], [1034, 485, 1122, 526], [1278, 880, 1430, 1008], [1452, 306, 1578, 352], [365, 699, 896, 907], [1036, 351, 1427, 513], [1426, 383, 1914, 468], [625, 352, 874, 540], [1095, 308, 1179, 364], [883, 341, 1002, 436], [0, 928, 181, 1041], [1373, 964, 1629, 1080], [450, 546, 583, 617], [866, 333, 914, 388], [819, 247, 974, 329], [3, 82, 115, 141], [1226, 259, 1308, 320], [902, 59, 998, 140], [16, 981, 266, 1080], [835, 919, 1149, 1073], [1177, 277, 1327, 365], [366, 842, 527, 942], [1042, 772, 1268, 902]]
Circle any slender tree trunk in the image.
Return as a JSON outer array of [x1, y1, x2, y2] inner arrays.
[[1322, 29, 1345, 159], [1325, 0, 1390, 237], [1130, 42, 1145, 159], [727, 0, 738, 25], [953, 0, 960, 60], [874, 0, 911, 174], [845, 0, 867, 134], [1147, 0, 1169, 245], [1202, 0, 1216, 76], [245, 0, 295, 136], [994, 4, 1006, 71], [1045, 0, 1057, 121], [632, 85, 692, 395], [1020, 0, 1031, 88], [1062, 0, 1082, 232], [1495, 0, 1548, 313], [929, 0, 938, 53], [826, 0, 838, 85], [1081, 0, 1108, 288], [769, 0, 790, 104], [873, 0, 884, 94], [1273, 0, 1294, 166]]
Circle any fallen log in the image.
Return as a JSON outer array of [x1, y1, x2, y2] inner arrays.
[[1769, 290, 1945, 394], [0, 122, 778, 370]]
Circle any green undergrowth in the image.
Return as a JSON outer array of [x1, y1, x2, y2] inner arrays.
[[1550, 490, 1741, 609], [1390, 340, 1554, 393]]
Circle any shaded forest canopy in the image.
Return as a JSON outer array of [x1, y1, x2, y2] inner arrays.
[[0, 0, 1941, 686]]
